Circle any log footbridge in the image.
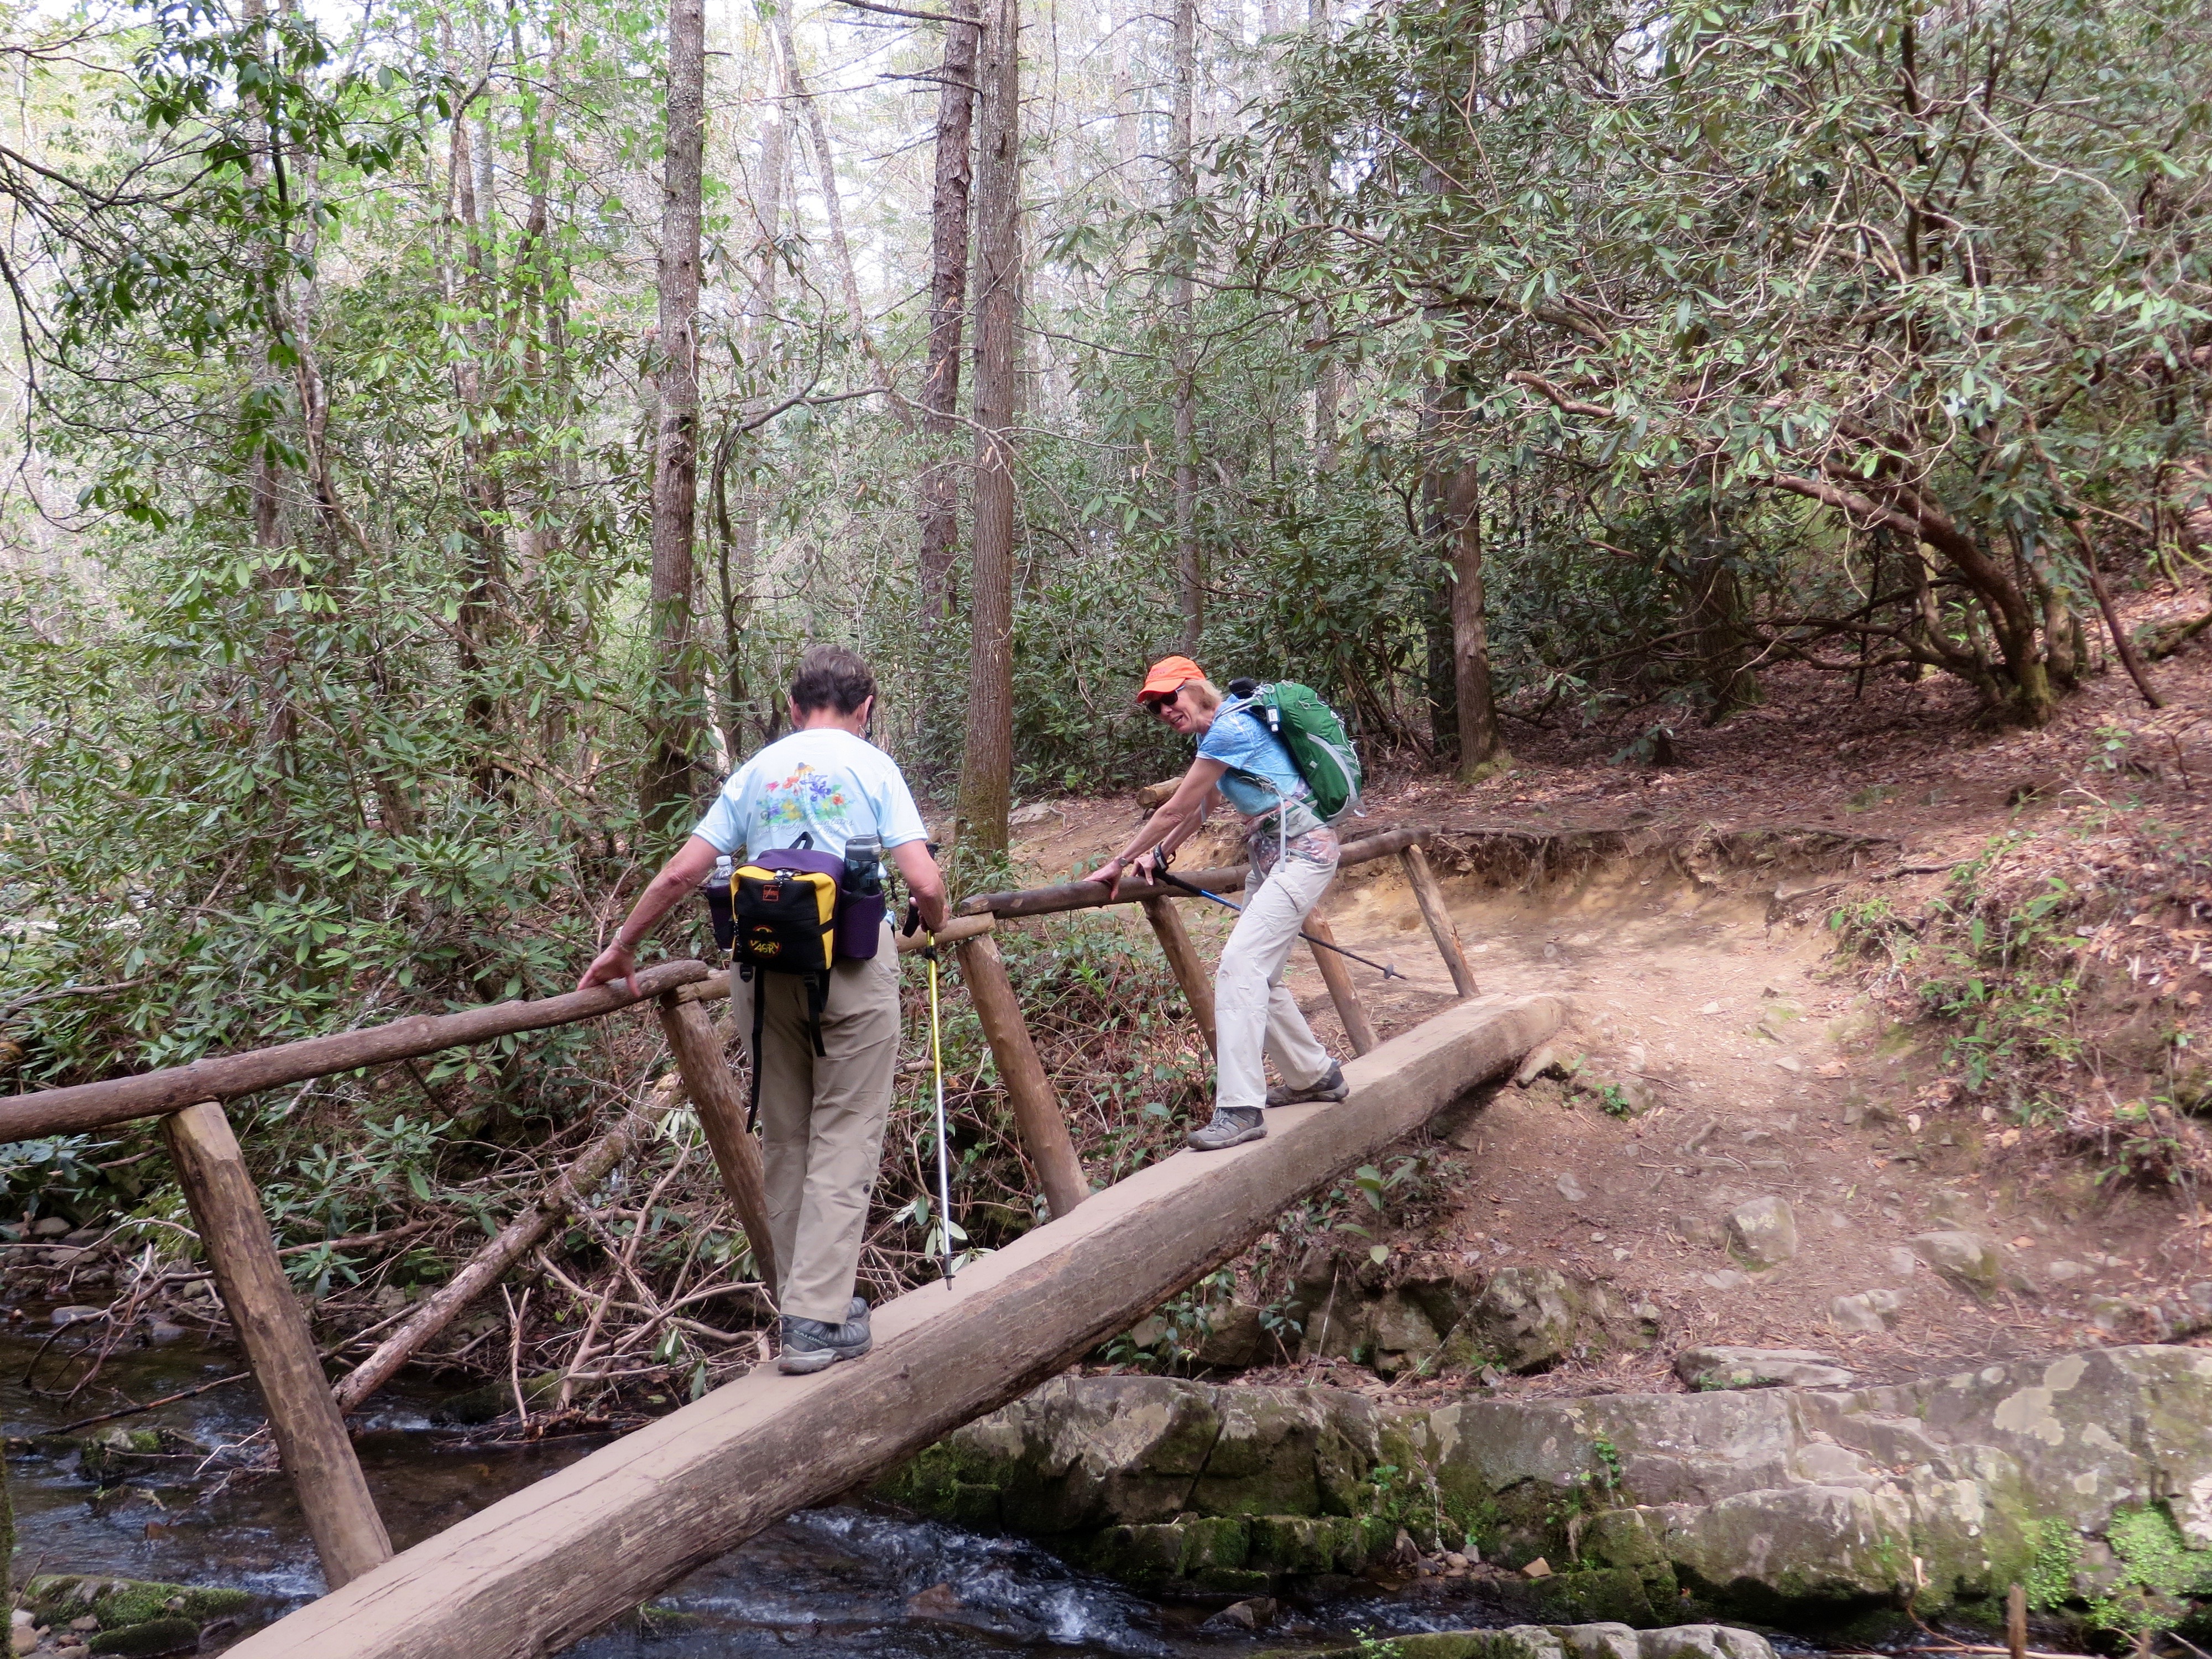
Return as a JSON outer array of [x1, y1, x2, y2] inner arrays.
[[1, 827, 1564, 1657]]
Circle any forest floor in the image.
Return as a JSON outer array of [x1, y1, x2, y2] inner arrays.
[[1000, 580, 2212, 1401]]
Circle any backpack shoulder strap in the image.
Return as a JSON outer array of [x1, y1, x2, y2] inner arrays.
[[745, 969, 767, 1134], [805, 972, 830, 1057]]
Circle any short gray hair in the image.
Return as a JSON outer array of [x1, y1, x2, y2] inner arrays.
[[788, 645, 877, 716]]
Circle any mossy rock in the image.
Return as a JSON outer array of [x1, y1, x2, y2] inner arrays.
[[27, 1574, 252, 1632], [873, 1438, 1005, 1518], [1531, 1567, 1663, 1626], [631, 1601, 708, 1633], [75, 1427, 168, 1484], [1258, 1635, 1514, 1659], [1079, 1522, 1191, 1587], [89, 1620, 202, 1657], [1181, 1514, 1250, 1573]]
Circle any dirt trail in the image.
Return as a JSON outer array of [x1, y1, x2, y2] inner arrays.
[[1005, 786, 2203, 1394]]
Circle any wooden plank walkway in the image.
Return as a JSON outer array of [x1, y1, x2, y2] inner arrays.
[[225, 991, 1564, 1659]]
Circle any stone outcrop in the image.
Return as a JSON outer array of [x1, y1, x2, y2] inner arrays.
[[1672, 1347, 1854, 1391], [1254, 1249, 1652, 1380], [879, 1345, 2212, 1640], [1270, 1622, 1778, 1659]]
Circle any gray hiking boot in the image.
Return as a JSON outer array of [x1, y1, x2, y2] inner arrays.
[[1187, 1105, 1266, 1152], [778, 1302, 873, 1375], [1266, 1061, 1348, 1108]]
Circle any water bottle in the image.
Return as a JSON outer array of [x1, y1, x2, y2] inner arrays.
[[842, 832, 884, 896]]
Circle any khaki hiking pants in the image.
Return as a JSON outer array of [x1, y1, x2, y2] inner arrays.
[[732, 917, 900, 1324], [1214, 825, 1340, 1113]]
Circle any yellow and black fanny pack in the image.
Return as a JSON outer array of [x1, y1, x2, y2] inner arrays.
[[731, 862, 838, 976], [729, 839, 847, 1130]]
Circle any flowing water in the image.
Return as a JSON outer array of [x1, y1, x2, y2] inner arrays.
[[2, 1322, 1510, 1655]]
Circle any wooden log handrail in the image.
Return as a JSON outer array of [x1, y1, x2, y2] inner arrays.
[[959, 861, 1250, 919], [957, 825, 1426, 920], [0, 959, 714, 1144]]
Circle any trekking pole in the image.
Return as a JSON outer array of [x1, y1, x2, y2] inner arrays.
[[1149, 857, 1404, 981], [906, 899, 958, 1287]]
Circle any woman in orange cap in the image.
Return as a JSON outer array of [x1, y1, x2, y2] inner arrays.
[[1087, 658, 1347, 1151]]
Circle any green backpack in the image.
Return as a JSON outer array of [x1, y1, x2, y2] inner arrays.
[[1228, 678, 1365, 824]]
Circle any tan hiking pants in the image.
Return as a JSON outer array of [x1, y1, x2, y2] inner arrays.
[[1214, 825, 1340, 1112], [732, 918, 900, 1324]]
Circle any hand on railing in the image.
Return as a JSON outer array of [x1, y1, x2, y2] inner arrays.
[[576, 941, 641, 999]]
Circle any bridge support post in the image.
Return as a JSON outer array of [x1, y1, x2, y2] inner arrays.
[[160, 1101, 392, 1589], [956, 934, 1089, 1217], [1302, 913, 1377, 1054], [656, 995, 781, 1297], [1139, 896, 1217, 1056], [1399, 843, 1479, 997]]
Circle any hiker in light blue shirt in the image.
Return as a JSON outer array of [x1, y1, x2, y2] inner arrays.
[[1086, 656, 1347, 1153]]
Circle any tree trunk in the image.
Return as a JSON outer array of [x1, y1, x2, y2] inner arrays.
[[446, 90, 510, 801], [642, 0, 708, 834], [239, 0, 297, 789], [1417, 387, 1455, 765], [511, 11, 557, 591], [1306, 0, 1337, 474], [1170, 0, 1201, 654], [917, 0, 980, 625], [1109, 0, 1138, 170], [954, 0, 1021, 858], [1443, 457, 1500, 770], [717, 67, 793, 757], [771, 2, 904, 413]]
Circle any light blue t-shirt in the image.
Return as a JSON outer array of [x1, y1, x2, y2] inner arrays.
[[1196, 698, 1322, 835], [692, 729, 928, 863]]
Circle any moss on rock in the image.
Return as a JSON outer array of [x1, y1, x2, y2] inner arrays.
[[87, 1619, 203, 1657]]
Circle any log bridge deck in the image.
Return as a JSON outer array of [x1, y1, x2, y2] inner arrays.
[[1, 826, 1563, 1657]]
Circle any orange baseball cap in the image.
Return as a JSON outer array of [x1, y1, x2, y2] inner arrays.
[[1137, 655, 1204, 704]]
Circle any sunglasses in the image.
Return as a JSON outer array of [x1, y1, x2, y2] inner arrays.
[[1146, 688, 1186, 717]]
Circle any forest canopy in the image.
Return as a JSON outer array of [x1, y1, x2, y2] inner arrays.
[[2, 0, 2206, 1100]]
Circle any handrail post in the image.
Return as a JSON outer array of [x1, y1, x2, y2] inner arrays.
[[956, 935, 1088, 1217], [656, 994, 781, 1298], [160, 1100, 393, 1589], [1139, 896, 1217, 1056], [1398, 843, 1479, 998], [1301, 914, 1378, 1055]]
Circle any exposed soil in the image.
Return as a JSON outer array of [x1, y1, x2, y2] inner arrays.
[[1000, 582, 2212, 1400]]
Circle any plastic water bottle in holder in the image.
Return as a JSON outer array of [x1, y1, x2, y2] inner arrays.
[[842, 833, 883, 895]]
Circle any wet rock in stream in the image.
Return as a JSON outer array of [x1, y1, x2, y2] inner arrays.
[[20, 1578, 251, 1658], [1277, 1624, 1779, 1659]]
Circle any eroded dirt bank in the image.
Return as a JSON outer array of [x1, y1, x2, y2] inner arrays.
[[951, 640, 2212, 1645]]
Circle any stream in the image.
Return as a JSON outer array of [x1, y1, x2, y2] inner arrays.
[[3, 1321, 1512, 1655]]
